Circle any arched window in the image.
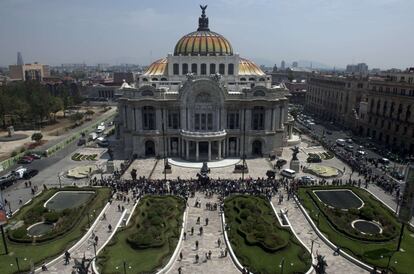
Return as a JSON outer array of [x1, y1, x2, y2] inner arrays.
[[253, 90, 265, 96], [259, 78, 265, 81], [219, 63, 225, 75], [390, 102, 395, 115], [370, 99, 374, 112], [240, 78, 246, 82], [376, 100, 381, 113], [182, 63, 188, 74], [152, 78, 158, 81], [173, 63, 179, 75], [142, 78, 148, 82], [382, 101, 388, 116], [191, 63, 197, 74], [142, 106, 156, 130], [160, 78, 167, 81], [201, 63, 207, 75], [252, 106, 265, 130], [142, 90, 154, 96], [210, 63, 216, 74], [228, 64, 234, 75], [249, 77, 255, 81]]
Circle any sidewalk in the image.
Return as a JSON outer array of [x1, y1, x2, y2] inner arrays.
[[167, 194, 238, 274], [37, 193, 134, 274], [271, 190, 368, 274]]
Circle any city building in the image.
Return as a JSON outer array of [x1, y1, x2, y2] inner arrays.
[[281, 60, 285, 70], [17, 52, 23, 66], [9, 62, 50, 81], [357, 69, 414, 155], [305, 74, 367, 129], [117, 7, 291, 160], [113, 72, 134, 84], [346, 63, 369, 74], [292, 61, 298, 68]]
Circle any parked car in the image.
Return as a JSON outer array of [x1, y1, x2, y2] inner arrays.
[[390, 171, 405, 180], [356, 150, 367, 157], [0, 173, 17, 189], [345, 145, 354, 152], [23, 169, 39, 179], [299, 175, 316, 184], [379, 158, 390, 165], [346, 138, 353, 144], [18, 156, 33, 164], [275, 159, 287, 168], [336, 139, 346, 147], [307, 154, 322, 163], [326, 130, 333, 135], [28, 153, 41, 159]]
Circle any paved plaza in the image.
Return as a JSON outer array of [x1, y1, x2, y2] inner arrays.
[[2, 132, 412, 274], [168, 195, 238, 274]]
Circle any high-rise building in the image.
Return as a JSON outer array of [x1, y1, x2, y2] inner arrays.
[[281, 60, 285, 70], [9, 62, 50, 81], [346, 63, 369, 74], [292, 61, 298, 68], [17, 52, 23, 66]]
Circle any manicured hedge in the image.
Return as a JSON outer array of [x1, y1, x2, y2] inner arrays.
[[224, 195, 311, 274]]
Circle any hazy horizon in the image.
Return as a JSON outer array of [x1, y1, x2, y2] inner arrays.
[[1, 0, 413, 69]]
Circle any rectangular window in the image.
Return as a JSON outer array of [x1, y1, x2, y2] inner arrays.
[[201, 113, 206, 130], [168, 111, 180, 129], [227, 112, 240, 129], [207, 113, 213, 130], [195, 114, 200, 130]]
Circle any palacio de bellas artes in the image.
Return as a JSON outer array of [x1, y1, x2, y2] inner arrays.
[[117, 7, 295, 161]]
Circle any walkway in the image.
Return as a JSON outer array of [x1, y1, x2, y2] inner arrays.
[[271, 189, 368, 274], [36, 192, 135, 274], [167, 194, 238, 274]]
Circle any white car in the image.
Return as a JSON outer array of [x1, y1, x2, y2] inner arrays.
[[13, 166, 27, 179]]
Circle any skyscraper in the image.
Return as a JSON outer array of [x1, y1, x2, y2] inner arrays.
[[17, 52, 23, 66], [281, 60, 285, 70]]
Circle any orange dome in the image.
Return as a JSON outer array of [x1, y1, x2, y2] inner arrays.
[[174, 31, 233, 56]]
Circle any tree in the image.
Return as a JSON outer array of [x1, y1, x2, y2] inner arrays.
[[31, 132, 43, 143], [50, 97, 64, 121], [69, 112, 84, 125]]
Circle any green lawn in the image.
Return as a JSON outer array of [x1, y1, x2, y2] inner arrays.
[[98, 195, 185, 274], [298, 186, 414, 274], [0, 187, 111, 274], [224, 195, 311, 274]]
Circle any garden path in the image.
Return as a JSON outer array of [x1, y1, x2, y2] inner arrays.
[[167, 194, 239, 274], [271, 189, 368, 274], [35, 193, 135, 274]]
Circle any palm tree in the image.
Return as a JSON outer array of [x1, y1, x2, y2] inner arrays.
[[315, 254, 327, 274]]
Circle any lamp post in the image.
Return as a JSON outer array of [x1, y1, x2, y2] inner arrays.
[[57, 173, 62, 188], [241, 108, 247, 181], [279, 257, 285, 274], [162, 109, 167, 181]]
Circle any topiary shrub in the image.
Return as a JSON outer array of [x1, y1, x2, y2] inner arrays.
[[44, 211, 60, 223]]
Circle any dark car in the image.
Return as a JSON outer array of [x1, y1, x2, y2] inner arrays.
[[0, 173, 17, 189], [18, 157, 33, 164], [23, 169, 39, 179], [390, 171, 405, 180], [275, 159, 287, 168]]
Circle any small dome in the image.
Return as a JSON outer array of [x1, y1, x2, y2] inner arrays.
[[174, 31, 233, 56], [143, 58, 167, 76], [239, 58, 266, 76]]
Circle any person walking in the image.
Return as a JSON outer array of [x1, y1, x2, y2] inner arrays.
[[195, 240, 199, 250], [179, 252, 183, 261], [205, 217, 209, 226]]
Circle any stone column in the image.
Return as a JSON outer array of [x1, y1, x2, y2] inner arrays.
[[208, 141, 211, 161], [186, 140, 189, 160], [196, 141, 199, 162], [218, 140, 222, 159], [279, 106, 284, 129]]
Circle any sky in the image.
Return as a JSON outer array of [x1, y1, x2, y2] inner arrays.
[[0, 0, 413, 69]]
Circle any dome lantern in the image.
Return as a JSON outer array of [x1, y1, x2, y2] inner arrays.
[[173, 5, 233, 56]]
